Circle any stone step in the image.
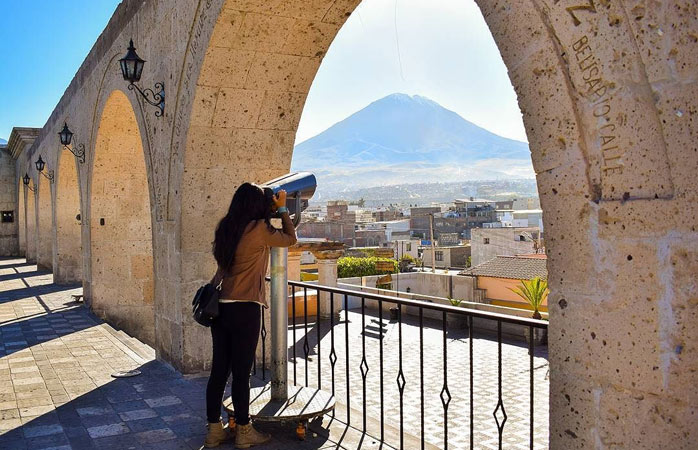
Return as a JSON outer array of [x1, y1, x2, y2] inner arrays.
[[97, 324, 155, 365]]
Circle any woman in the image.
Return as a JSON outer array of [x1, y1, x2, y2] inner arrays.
[[204, 182, 297, 449]]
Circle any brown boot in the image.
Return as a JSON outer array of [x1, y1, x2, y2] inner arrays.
[[235, 423, 270, 448], [204, 420, 234, 448]]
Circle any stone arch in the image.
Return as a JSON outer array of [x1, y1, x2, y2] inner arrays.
[[89, 89, 155, 345], [55, 149, 83, 283], [37, 175, 52, 271], [26, 178, 37, 264], [164, 2, 698, 446], [18, 179, 25, 257]]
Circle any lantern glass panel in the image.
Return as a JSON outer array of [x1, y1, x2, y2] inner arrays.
[[59, 123, 73, 146], [134, 59, 145, 82], [35, 157, 45, 172]]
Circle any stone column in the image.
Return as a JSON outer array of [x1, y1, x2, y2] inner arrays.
[[314, 249, 344, 320], [287, 249, 302, 283]]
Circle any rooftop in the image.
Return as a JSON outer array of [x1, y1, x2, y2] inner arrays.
[[462, 255, 548, 280]]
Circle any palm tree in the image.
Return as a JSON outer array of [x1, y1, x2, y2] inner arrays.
[[509, 277, 548, 319]]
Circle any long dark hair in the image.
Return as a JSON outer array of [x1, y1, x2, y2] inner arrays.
[[213, 182, 273, 271]]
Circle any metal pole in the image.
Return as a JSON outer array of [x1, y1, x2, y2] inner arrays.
[[270, 247, 288, 401]]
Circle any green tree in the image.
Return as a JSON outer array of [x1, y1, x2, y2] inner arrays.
[[357, 197, 365, 207], [508, 277, 548, 319], [337, 256, 398, 278]]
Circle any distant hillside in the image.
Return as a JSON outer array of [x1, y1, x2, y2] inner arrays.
[[311, 179, 539, 207], [291, 93, 533, 197]]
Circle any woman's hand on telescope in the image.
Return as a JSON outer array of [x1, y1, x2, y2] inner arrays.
[[273, 190, 287, 210]]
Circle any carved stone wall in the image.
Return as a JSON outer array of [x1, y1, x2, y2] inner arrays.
[[4, 0, 696, 447], [89, 90, 155, 346], [54, 150, 82, 284], [37, 175, 52, 271]]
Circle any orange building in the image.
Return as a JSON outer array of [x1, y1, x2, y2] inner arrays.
[[465, 254, 548, 312]]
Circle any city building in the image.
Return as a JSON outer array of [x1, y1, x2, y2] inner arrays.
[[513, 197, 541, 210], [512, 209, 544, 229], [453, 197, 497, 238], [470, 227, 543, 266], [392, 238, 421, 260], [421, 244, 471, 269], [463, 254, 548, 311], [373, 207, 402, 222], [326, 200, 348, 221], [409, 205, 443, 238]]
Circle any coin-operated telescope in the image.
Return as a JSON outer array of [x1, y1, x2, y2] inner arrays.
[[262, 172, 316, 226]]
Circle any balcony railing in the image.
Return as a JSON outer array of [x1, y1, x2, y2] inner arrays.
[[254, 279, 549, 450]]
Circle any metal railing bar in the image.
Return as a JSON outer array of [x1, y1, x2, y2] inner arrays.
[[344, 293, 351, 426], [530, 324, 535, 450], [419, 307, 425, 450], [292, 284, 297, 386], [285, 279, 548, 328]]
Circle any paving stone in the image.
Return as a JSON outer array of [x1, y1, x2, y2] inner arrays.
[[85, 422, 130, 439], [111, 399, 150, 413], [22, 423, 64, 438], [126, 417, 169, 433], [76, 406, 115, 417], [134, 427, 177, 444], [80, 413, 123, 428], [119, 408, 159, 421], [144, 396, 182, 408]]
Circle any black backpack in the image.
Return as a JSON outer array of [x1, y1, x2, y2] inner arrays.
[[192, 279, 223, 327]]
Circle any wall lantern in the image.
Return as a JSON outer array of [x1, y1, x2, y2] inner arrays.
[[35, 156, 54, 183], [23, 173, 35, 192], [119, 39, 165, 117], [58, 123, 86, 164]]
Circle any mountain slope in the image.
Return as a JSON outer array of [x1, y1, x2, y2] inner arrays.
[[291, 93, 533, 196]]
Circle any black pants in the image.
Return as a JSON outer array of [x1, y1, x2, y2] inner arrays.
[[206, 302, 261, 425]]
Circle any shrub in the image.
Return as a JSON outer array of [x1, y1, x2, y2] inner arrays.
[[338, 257, 398, 278]]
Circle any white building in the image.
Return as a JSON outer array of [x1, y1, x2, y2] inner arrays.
[[512, 209, 544, 230], [470, 227, 543, 266], [392, 239, 421, 260], [358, 219, 410, 241]]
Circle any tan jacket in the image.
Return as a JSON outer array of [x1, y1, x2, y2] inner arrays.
[[213, 213, 297, 308]]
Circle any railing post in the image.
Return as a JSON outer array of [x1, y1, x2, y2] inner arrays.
[[313, 249, 344, 320], [270, 247, 288, 401]]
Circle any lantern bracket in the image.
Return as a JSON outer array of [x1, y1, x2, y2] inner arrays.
[[128, 81, 165, 117], [22, 174, 35, 192], [65, 143, 86, 164], [38, 169, 54, 183]]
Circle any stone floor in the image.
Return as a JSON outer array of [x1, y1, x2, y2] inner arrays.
[[0, 257, 549, 449], [0, 258, 386, 450]]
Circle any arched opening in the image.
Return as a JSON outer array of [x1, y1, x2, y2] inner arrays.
[[55, 150, 82, 283], [26, 179, 37, 263], [90, 90, 154, 345], [174, 2, 697, 446], [18, 179, 25, 257], [37, 174, 53, 271]]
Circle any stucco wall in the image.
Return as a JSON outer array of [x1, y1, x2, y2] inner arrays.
[[477, 275, 549, 310]]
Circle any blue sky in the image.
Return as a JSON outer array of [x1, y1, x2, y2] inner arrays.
[[0, 1, 121, 141], [0, 0, 526, 144]]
